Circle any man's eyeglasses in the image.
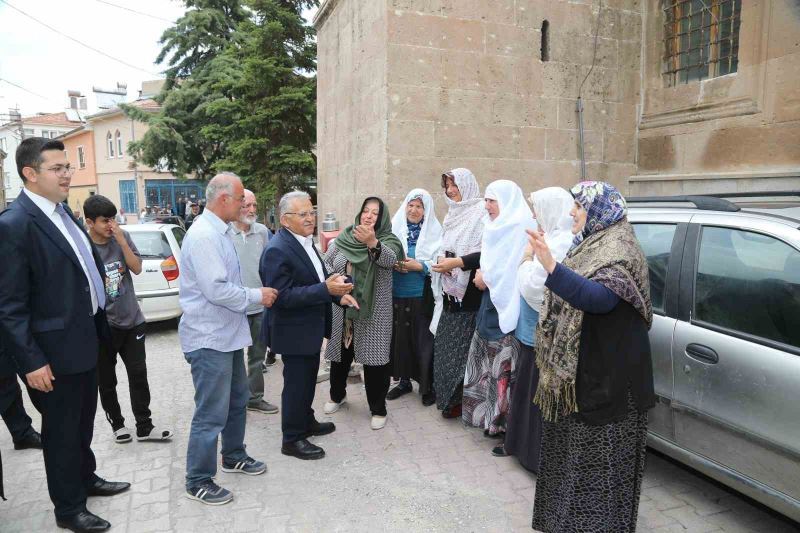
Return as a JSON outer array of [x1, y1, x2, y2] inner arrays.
[[45, 164, 74, 177], [285, 210, 317, 219]]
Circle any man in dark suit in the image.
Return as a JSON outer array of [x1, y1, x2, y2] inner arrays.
[[260, 190, 357, 460], [0, 138, 130, 532]]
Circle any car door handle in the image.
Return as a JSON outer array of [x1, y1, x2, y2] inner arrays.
[[685, 343, 719, 364]]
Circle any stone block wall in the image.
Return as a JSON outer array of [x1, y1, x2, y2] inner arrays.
[[316, 0, 643, 220], [633, 0, 800, 196]]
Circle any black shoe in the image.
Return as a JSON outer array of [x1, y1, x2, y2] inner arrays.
[[281, 439, 325, 460], [13, 430, 43, 450], [56, 511, 111, 532], [306, 421, 336, 437], [421, 392, 436, 407], [491, 443, 509, 457], [386, 382, 412, 400], [441, 404, 462, 419], [86, 478, 131, 497], [265, 353, 277, 366]]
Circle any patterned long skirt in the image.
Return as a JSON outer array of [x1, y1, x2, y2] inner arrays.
[[462, 332, 518, 435], [532, 394, 649, 533], [433, 309, 477, 410]]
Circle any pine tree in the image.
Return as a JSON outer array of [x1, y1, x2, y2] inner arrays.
[[124, 0, 318, 201]]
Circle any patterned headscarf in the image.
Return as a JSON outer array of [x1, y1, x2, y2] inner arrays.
[[570, 181, 627, 249]]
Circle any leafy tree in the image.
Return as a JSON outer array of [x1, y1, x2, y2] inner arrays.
[[124, 0, 318, 202]]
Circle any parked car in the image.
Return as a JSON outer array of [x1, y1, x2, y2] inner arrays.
[[140, 214, 186, 229], [124, 224, 185, 323], [627, 192, 800, 522]]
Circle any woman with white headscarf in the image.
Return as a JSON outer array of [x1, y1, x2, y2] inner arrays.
[[462, 180, 534, 456], [503, 187, 574, 471], [429, 168, 485, 418], [387, 189, 442, 405]]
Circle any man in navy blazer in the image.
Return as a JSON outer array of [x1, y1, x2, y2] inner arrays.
[[0, 138, 129, 532], [260, 191, 357, 460]]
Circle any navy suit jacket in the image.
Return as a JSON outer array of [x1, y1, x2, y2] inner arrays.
[[259, 228, 338, 356], [0, 192, 110, 376]]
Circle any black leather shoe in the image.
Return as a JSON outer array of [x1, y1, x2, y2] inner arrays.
[[13, 430, 43, 450], [421, 392, 436, 407], [87, 478, 131, 497], [281, 438, 325, 460], [56, 510, 111, 532], [307, 421, 336, 437]]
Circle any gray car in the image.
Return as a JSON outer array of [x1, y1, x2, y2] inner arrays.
[[627, 192, 800, 522]]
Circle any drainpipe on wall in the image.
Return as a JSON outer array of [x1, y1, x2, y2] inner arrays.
[[577, 97, 587, 181]]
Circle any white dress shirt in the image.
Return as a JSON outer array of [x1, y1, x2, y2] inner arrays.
[[288, 229, 325, 282], [23, 188, 99, 312]]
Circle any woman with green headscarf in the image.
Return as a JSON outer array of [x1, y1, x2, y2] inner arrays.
[[323, 197, 405, 430]]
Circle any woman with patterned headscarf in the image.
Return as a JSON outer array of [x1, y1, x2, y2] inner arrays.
[[527, 181, 655, 533], [461, 180, 534, 457], [387, 189, 442, 405], [323, 197, 405, 431], [429, 168, 486, 418]]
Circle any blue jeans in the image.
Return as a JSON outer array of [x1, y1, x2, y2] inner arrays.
[[184, 348, 249, 489]]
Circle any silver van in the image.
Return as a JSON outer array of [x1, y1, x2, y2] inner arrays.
[[627, 192, 800, 523]]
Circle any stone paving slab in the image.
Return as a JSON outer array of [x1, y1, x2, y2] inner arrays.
[[1, 322, 798, 532]]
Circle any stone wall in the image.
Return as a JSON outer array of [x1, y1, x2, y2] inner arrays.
[[315, 0, 389, 223], [632, 0, 800, 195], [315, 0, 643, 220]]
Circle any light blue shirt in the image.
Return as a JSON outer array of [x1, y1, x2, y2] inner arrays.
[[178, 209, 263, 353]]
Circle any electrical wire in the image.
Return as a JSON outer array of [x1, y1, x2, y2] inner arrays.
[[578, 0, 604, 98], [93, 0, 174, 23], [0, 0, 159, 76], [0, 78, 54, 103]]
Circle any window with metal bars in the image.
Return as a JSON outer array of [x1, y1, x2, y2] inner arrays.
[[662, 0, 741, 86]]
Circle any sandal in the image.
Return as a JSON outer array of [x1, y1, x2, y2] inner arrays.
[[136, 427, 174, 442], [114, 427, 132, 444]]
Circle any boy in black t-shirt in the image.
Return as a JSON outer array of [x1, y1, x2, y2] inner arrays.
[[84, 195, 173, 444]]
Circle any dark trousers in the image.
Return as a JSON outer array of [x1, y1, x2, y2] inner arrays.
[[281, 353, 320, 444], [0, 375, 36, 443], [27, 369, 100, 519], [330, 343, 391, 417], [97, 323, 153, 435]]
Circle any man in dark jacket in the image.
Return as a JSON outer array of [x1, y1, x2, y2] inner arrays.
[[0, 138, 130, 532], [259, 190, 356, 460]]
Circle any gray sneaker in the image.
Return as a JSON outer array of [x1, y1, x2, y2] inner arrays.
[[247, 400, 279, 414], [186, 480, 233, 505], [221, 456, 267, 476]]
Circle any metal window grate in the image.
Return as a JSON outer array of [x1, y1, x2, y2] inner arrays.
[[662, 0, 741, 86]]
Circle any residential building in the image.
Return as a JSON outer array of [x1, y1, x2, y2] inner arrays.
[[87, 98, 204, 218], [313, 0, 799, 220], [59, 126, 98, 214], [0, 110, 82, 203]]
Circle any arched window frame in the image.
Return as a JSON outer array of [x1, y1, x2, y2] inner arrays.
[[115, 130, 123, 158], [106, 131, 114, 158]]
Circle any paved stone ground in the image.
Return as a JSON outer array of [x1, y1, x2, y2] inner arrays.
[[1, 321, 798, 532]]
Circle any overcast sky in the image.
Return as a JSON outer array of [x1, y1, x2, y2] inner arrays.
[[0, 0, 317, 117]]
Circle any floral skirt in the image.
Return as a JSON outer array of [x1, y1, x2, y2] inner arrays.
[[461, 332, 518, 435]]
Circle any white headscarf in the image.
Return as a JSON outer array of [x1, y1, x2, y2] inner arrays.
[[390, 188, 442, 266], [430, 168, 485, 335], [480, 180, 535, 334], [439, 168, 485, 300], [517, 187, 575, 312]]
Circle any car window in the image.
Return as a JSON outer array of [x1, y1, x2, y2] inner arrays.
[[129, 231, 173, 259], [633, 223, 677, 314], [695, 226, 800, 349], [171, 227, 186, 248]]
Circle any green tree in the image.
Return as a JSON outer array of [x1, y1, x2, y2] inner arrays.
[[124, 0, 318, 201]]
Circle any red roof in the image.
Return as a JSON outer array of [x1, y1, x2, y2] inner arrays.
[[22, 112, 82, 127]]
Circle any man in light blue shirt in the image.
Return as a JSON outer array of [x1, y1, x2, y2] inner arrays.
[[179, 172, 277, 506]]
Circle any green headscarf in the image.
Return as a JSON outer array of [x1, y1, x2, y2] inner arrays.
[[335, 197, 405, 320]]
